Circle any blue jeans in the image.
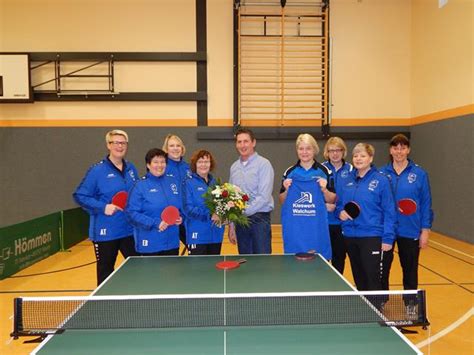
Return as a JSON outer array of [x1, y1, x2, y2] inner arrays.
[[235, 212, 272, 254]]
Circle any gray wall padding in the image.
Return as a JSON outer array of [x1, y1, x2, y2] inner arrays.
[[1, 119, 472, 243]]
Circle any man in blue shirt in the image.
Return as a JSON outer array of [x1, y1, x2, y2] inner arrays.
[[229, 128, 274, 254]]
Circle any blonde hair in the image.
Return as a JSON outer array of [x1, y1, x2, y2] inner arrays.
[[352, 143, 375, 157], [162, 134, 186, 156], [323, 137, 347, 160], [105, 129, 128, 143], [295, 133, 319, 156]]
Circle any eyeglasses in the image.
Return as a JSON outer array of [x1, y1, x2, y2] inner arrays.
[[109, 141, 128, 146], [328, 149, 343, 154]]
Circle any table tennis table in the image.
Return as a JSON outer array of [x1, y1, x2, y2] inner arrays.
[[32, 255, 421, 354]]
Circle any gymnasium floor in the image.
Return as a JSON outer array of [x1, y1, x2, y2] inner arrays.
[[1, 227, 472, 355]]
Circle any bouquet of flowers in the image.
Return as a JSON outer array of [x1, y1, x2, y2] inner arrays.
[[203, 182, 250, 227]]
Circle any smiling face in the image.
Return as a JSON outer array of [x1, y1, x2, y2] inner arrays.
[[327, 144, 344, 165], [107, 134, 128, 160], [166, 137, 184, 161], [352, 150, 373, 171], [147, 155, 167, 177], [196, 155, 211, 178], [235, 133, 256, 161], [297, 142, 316, 164], [390, 143, 410, 164]]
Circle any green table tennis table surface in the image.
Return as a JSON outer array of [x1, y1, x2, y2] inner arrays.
[[32, 255, 421, 354]]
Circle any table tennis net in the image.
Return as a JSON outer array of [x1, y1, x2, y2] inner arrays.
[[12, 290, 428, 337]]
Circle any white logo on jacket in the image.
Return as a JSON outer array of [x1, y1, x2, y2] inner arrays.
[[170, 184, 178, 194], [368, 179, 379, 191], [408, 173, 417, 183], [107, 173, 116, 178]]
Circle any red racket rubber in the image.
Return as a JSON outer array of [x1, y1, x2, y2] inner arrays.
[[111, 191, 128, 210], [398, 198, 417, 216], [215, 259, 247, 270], [161, 206, 180, 224]]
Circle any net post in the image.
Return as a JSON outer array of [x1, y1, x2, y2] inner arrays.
[[417, 289, 430, 328], [10, 297, 23, 339]]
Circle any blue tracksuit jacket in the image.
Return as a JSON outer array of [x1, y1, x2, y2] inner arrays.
[[335, 166, 396, 245], [182, 173, 224, 245], [380, 160, 433, 239], [73, 157, 139, 242], [126, 172, 181, 253], [166, 159, 191, 185], [322, 160, 354, 225]]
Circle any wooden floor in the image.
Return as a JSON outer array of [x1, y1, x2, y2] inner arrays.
[[1, 228, 472, 355]]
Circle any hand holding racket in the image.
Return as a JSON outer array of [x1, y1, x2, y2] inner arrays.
[[341, 201, 361, 220], [161, 206, 180, 224], [112, 191, 128, 210], [398, 198, 417, 216], [158, 206, 181, 232], [105, 191, 128, 215]]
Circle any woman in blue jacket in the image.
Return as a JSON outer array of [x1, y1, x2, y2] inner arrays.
[[183, 150, 224, 255], [162, 134, 191, 250], [336, 143, 396, 291], [73, 129, 139, 285], [126, 148, 182, 255], [380, 134, 433, 296], [322, 137, 353, 275], [280, 134, 335, 260]]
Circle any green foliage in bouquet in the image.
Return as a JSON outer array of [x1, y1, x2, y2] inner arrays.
[[203, 182, 250, 227]]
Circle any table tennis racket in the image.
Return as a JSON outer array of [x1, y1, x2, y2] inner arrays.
[[111, 191, 128, 210], [344, 201, 361, 219], [398, 198, 417, 216], [161, 206, 180, 224], [294, 251, 316, 261], [215, 259, 247, 270]]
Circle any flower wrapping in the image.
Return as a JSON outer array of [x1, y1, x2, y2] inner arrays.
[[203, 182, 250, 227]]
